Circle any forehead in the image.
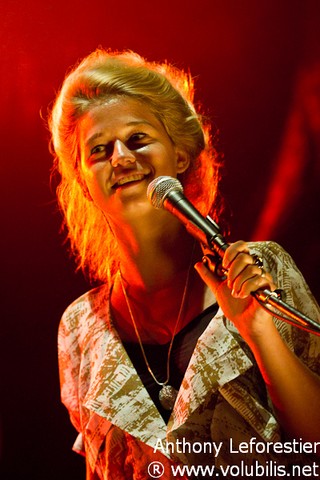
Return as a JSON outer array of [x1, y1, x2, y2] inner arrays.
[[78, 97, 165, 147]]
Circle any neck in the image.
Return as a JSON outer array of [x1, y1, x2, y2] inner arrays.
[[108, 209, 205, 343], [110, 208, 199, 290]]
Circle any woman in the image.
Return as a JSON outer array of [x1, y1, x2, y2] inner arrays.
[[49, 49, 320, 479]]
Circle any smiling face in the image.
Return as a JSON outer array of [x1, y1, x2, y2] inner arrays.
[[78, 96, 190, 220]]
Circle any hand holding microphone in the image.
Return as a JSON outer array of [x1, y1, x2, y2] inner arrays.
[[195, 240, 278, 342]]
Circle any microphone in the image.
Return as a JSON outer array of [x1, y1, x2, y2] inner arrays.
[[147, 175, 320, 334], [147, 176, 228, 258]]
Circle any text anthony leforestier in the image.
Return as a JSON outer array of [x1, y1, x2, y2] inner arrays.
[[154, 437, 320, 456]]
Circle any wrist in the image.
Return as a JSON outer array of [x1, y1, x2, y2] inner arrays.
[[242, 312, 278, 348]]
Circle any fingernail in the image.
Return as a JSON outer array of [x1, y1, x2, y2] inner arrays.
[[202, 256, 209, 267], [231, 288, 239, 298]]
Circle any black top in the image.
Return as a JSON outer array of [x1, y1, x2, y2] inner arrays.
[[123, 303, 219, 422]]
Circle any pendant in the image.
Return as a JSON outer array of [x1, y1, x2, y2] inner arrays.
[[159, 385, 178, 410]]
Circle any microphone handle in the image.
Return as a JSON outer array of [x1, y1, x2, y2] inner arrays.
[[163, 189, 228, 257]]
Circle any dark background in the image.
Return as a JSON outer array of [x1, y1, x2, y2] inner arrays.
[[1, 1, 320, 479]]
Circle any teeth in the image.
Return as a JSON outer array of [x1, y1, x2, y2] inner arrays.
[[117, 174, 145, 186]]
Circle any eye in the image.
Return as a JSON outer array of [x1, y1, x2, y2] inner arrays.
[[90, 143, 113, 161], [126, 132, 148, 150]]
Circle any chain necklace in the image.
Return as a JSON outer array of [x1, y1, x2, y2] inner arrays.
[[118, 248, 194, 411]]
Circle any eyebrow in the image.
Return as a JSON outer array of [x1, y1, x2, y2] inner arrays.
[[85, 132, 104, 147], [84, 120, 155, 148]]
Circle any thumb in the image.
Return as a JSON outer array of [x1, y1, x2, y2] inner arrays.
[[194, 260, 221, 293]]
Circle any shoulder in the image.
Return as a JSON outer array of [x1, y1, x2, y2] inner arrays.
[[61, 283, 109, 322], [247, 240, 296, 271], [58, 283, 111, 350], [247, 240, 315, 296], [247, 240, 319, 315]]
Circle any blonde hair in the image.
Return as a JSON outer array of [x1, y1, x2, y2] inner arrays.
[[48, 48, 221, 283]]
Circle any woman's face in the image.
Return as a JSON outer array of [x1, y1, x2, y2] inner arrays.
[[78, 96, 189, 220]]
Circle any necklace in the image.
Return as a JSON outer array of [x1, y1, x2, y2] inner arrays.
[[118, 248, 194, 411]]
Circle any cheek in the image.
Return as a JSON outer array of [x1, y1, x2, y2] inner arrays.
[[80, 164, 110, 200], [150, 144, 180, 175]]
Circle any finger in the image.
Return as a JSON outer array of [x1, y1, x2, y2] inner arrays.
[[194, 261, 220, 291], [226, 252, 259, 288], [222, 241, 250, 270], [232, 270, 275, 298]]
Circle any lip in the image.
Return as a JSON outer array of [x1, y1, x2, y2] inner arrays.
[[111, 172, 150, 188]]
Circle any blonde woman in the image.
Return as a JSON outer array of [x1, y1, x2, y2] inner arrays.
[[49, 49, 320, 479]]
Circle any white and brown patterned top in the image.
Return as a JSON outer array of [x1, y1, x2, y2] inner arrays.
[[58, 242, 320, 479]]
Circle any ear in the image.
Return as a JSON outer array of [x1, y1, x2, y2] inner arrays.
[[176, 149, 191, 174]]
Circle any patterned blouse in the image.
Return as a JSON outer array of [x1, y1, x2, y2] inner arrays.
[[58, 242, 320, 479]]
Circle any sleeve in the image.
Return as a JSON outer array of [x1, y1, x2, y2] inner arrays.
[[249, 241, 320, 374], [58, 305, 83, 435]]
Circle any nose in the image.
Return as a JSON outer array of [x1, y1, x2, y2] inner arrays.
[[111, 140, 136, 168]]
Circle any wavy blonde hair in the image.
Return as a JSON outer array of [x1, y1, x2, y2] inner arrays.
[[48, 48, 221, 283]]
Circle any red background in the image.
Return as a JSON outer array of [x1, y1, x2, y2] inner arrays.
[[1, 1, 319, 478]]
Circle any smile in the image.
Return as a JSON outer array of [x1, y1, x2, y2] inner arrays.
[[113, 173, 148, 188]]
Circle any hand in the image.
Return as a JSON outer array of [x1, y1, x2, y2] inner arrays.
[[194, 241, 276, 343]]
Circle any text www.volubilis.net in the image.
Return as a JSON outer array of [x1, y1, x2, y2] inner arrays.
[[170, 460, 319, 478]]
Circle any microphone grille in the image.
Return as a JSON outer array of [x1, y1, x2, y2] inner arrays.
[[147, 176, 183, 208]]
